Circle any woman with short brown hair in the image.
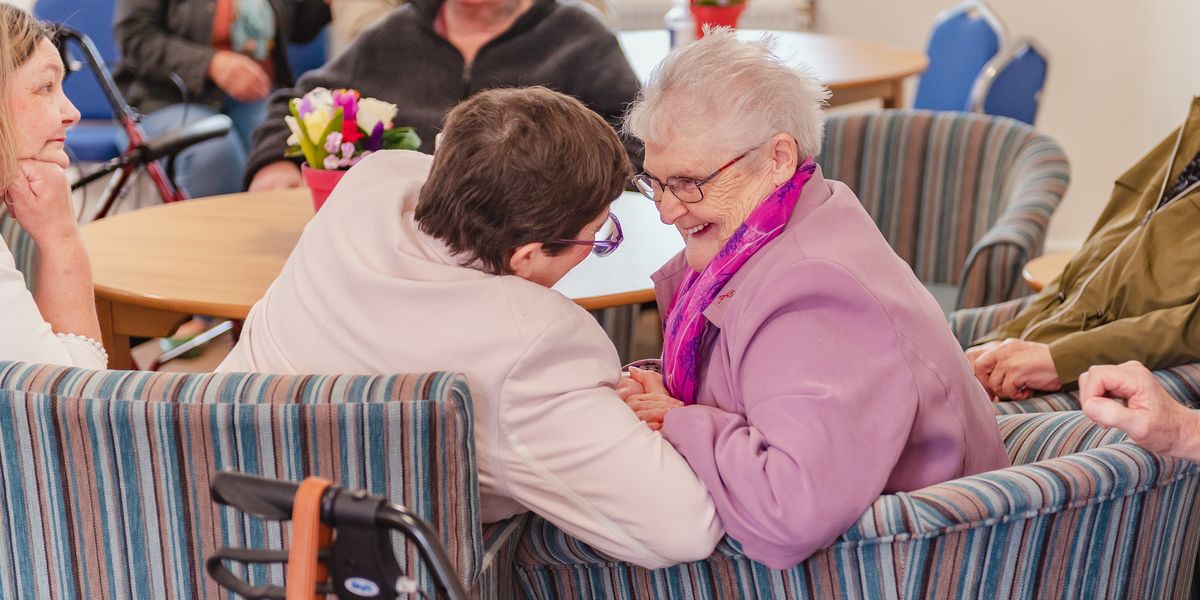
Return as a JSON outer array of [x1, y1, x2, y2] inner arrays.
[[220, 86, 723, 569]]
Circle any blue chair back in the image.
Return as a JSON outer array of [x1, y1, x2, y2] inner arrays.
[[970, 38, 1049, 125], [913, 0, 1005, 112], [35, 0, 117, 121], [287, 25, 329, 80], [36, 0, 121, 162]]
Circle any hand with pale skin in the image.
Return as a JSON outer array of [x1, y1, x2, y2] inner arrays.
[[969, 338, 1061, 401], [623, 366, 682, 431], [1080, 361, 1200, 461], [248, 161, 304, 191], [5, 159, 78, 244], [207, 49, 271, 102], [3, 160, 101, 343]]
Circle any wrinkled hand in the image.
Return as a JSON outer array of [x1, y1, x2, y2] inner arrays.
[[248, 161, 303, 192], [972, 338, 1061, 401], [207, 50, 271, 102], [1080, 361, 1200, 460], [615, 372, 645, 402], [624, 366, 681, 431], [4, 159, 78, 245], [964, 341, 1001, 366]]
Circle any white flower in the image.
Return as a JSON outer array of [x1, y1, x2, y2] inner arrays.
[[303, 107, 334, 141], [284, 115, 302, 146], [357, 97, 398, 133]]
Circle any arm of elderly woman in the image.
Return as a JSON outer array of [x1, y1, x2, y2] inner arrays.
[[0, 161, 104, 367], [498, 308, 721, 568], [658, 260, 919, 569], [1080, 361, 1200, 461]]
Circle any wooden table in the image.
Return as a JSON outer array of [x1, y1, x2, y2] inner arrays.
[[81, 189, 682, 369], [618, 29, 928, 108], [1022, 251, 1075, 292]]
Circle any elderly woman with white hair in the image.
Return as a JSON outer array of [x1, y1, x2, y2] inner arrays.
[[618, 30, 1010, 569]]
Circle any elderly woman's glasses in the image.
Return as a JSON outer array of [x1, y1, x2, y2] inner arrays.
[[631, 146, 760, 204], [551, 213, 623, 257]]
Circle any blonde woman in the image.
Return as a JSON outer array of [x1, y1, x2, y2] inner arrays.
[[0, 5, 106, 368]]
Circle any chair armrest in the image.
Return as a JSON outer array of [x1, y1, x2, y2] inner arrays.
[[956, 136, 1069, 309], [841, 440, 1193, 543], [473, 515, 530, 597], [948, 296, 1037, 349]]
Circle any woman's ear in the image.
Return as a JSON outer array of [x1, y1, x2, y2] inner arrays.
[[766, 132, 800, 186], [508, 242, 543, 280]]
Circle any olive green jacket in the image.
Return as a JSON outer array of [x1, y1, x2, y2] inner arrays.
[[979, 97, 1200, 383]]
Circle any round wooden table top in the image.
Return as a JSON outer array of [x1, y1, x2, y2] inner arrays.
[[618, 29, 928, 98], [1022, 251, 1075, 292], [80, 189, 684, 319]]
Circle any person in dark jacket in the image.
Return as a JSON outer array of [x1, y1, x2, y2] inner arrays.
[[114, 0, 329, 198], [245, 0, 641, 191]]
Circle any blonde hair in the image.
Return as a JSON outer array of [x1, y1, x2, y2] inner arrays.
[[0, 4, 52, 188], [623, 27, 830, 158]]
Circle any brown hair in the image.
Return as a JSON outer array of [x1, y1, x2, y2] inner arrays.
[[0, 5, 53, 188], [416, 86, 632, 275]]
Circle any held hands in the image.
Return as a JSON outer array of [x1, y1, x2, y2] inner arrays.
[[248, 161, 303, 191], [3, 160, 79, 245], [1079, 361, 1200, 460], [207, 50, 271, 102], [967, 338, 1062, 401], [622, 366, 683, 432]]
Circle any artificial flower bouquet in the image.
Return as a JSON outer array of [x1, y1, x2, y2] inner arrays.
[[285, 87, 421, 171]]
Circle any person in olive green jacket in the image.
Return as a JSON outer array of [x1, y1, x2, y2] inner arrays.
[[968, 97, 1200, 401]]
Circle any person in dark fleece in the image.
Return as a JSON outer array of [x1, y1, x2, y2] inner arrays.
[[245, 0, 641, 191]]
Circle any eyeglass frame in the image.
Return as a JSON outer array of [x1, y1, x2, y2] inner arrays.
[[549, 212, 623, 257], [631, 145, 762, 204]]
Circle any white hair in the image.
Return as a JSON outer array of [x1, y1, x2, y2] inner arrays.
[[623, 28, 830, 158]]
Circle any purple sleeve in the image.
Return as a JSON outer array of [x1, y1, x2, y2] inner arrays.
[[661, 259, 919, 569]]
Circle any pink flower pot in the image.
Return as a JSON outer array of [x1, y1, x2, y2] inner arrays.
[[301, 164, 347, 211], [690, 4, 746, 39]]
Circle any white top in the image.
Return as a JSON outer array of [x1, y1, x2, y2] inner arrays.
[[0, 237, 107, 369], [218, 151, 722, 568]]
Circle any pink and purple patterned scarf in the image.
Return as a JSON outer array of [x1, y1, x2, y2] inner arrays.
[[662, 160, 816, 405]]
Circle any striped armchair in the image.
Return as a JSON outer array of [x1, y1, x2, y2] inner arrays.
[[0, 362, 523, 599], [949, 297, 1200, 414], [817, 110, 1070, 310], [515, 411, 1200, 599], [0, 212, 36, 290]]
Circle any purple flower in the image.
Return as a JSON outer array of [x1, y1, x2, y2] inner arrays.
[[299, 95, 314, 118], [332, 89, 359, 121], [323, 131, 343, 153], [341, 142, 356, 158], [323, 155, 341, 170], [364, 122, 385, 152]]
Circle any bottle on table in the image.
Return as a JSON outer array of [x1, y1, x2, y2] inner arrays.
[[664, 0, 695, 50]]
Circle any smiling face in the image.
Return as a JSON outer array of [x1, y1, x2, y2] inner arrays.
[[643, 140, 777, 272], [6, 38, 79, 168]]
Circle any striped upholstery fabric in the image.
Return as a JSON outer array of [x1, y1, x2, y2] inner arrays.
[[818, 110, 1069, 309], [949, 298, 1200, 415], [992, 362, 1200, 415], [0, 212, 36, 290], [515, 411, 1200, 599], [0, 362, 519, 599], [948, 295, 1038, 349]]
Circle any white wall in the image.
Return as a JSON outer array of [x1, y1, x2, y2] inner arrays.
[[0, 0, 34, 10], [819, 0, 1200, 252]]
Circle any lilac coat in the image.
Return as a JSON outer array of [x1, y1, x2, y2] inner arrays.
[[655, 166, 1010, 569]]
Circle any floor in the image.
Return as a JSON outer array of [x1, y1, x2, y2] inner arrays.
[[132, 308, 665, 373]]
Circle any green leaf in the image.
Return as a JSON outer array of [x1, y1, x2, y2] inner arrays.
[[380, 126, 422, 151]]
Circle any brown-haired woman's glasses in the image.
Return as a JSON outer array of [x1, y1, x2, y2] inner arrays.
[[550, 213, 623, 257]]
